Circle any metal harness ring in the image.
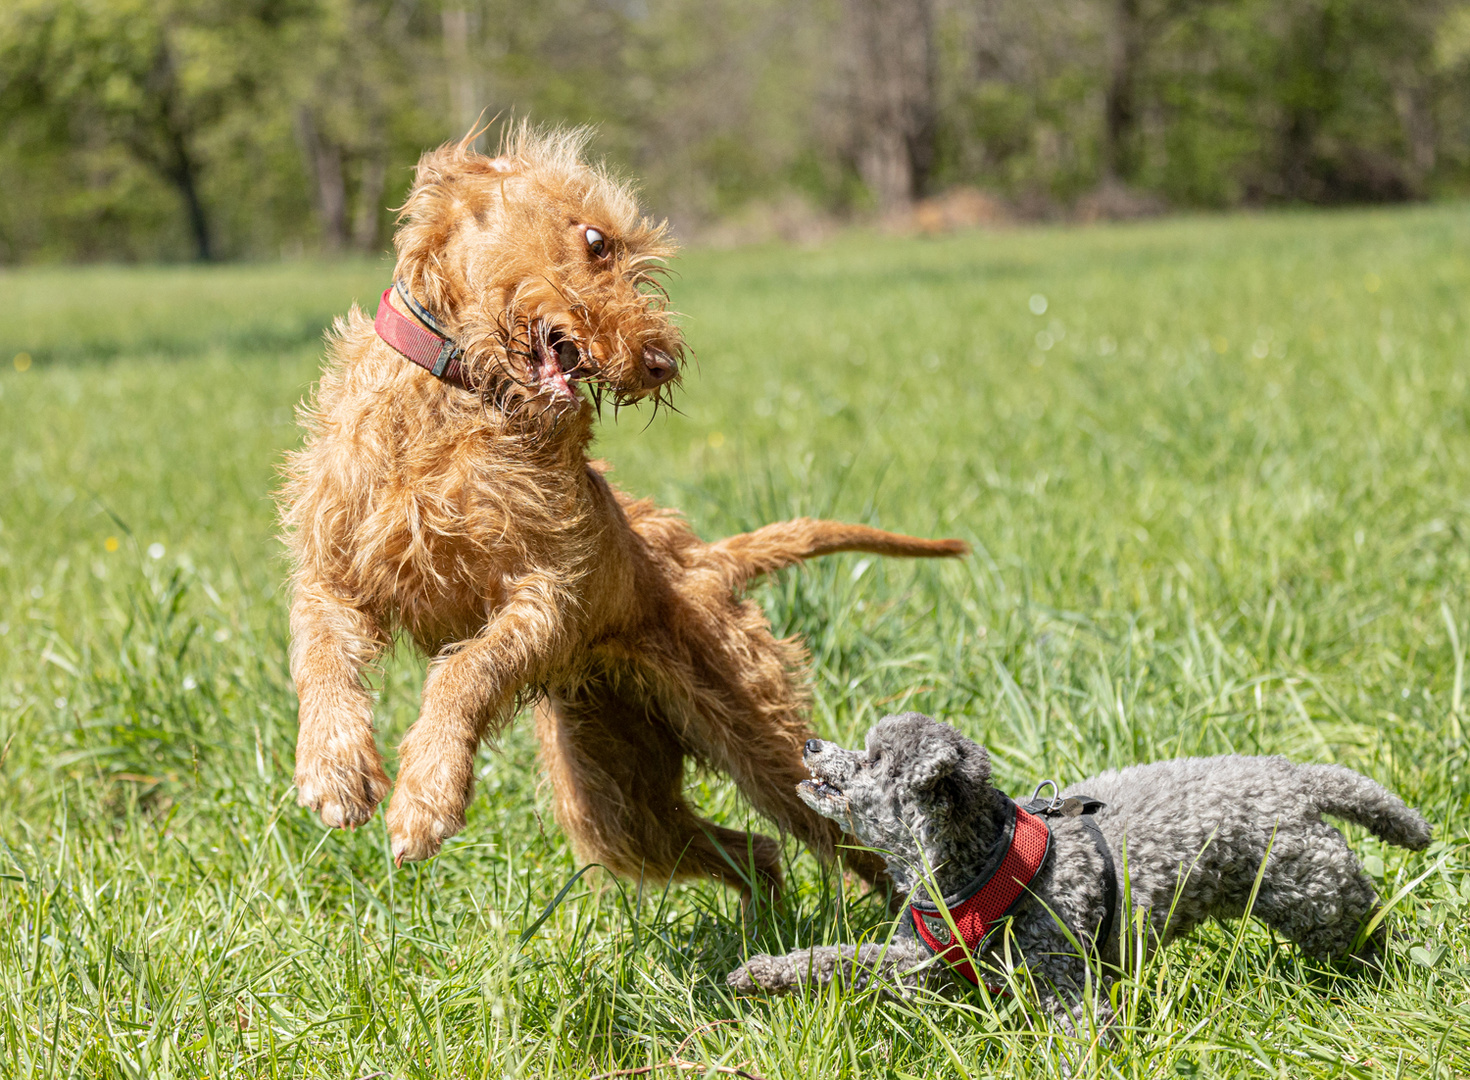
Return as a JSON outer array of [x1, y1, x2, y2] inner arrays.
[[1029, 779, 1064, 814]]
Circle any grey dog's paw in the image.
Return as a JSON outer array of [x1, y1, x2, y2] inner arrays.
[[727, 955, 787, 994]]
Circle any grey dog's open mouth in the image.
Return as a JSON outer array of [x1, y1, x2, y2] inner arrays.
[[800, 778, 843, 800], [797, 776, 851, 820]]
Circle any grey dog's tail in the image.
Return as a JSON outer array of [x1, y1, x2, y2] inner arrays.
[[1299, 763, 1432, 850]]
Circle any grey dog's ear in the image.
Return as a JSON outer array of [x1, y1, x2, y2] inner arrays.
[[913, 731, 991, 792], [911, 737, 963, 791], [961, 741, 992, 785]]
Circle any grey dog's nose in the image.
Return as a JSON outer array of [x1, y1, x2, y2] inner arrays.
[[804, 739, 821, 755], [642, 346, 677, 385]]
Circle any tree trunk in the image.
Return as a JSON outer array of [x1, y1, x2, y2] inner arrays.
[[442, 6, 483, 145], [352, 148, 388, 253], [844, 0, 937, 215], [143, 40, 215, 261], [1396, 85, 1435, 191], [167, 144, 214, 263], [1103, 0, 1144, 183], [298, 108, 348, 253], [315, 141, 347, 253], [1277, 7, 1336, 201]]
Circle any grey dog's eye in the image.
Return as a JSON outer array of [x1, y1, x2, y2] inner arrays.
[[585, 227, 606, 257]]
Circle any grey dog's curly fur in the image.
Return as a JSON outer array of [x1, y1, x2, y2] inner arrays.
[[728, 712, 1431, 1030]]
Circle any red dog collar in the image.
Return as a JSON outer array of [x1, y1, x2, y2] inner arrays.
[[374, 282, 469, 388], [908, 802, 1051, 989]]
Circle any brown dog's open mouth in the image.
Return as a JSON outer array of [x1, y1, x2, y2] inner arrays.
[[532, 323, 591, 401]]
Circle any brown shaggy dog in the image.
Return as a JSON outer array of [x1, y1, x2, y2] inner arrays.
[[278, 125, 967, 896]]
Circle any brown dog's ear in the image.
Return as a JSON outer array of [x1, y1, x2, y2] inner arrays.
[[395, 144, 462, 235], [403, 141, 514, 197], [400, 145, 515, 219], [409, 143, 464, 191], [392, 141, 525, 316], [390, 142, 482, 315]]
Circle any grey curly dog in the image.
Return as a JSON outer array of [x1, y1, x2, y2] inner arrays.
[[728, 712, 1431, 1030]]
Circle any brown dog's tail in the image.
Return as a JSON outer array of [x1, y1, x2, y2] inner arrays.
[[712, 517, 968, 587]]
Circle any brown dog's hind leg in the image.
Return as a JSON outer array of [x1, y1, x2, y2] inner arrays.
[[651, 617, 894, 894], [680, 697, 892, 894], [290, 583, 392, 828], [534, 685, 784, 900]]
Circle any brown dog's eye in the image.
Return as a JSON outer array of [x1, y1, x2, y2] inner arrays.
[[585, 227, 606, 258]]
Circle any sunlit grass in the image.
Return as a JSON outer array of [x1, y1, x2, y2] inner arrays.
[[1, 204, 1469, 1077]]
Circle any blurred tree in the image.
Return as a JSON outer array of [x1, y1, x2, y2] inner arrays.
[[1154, 0, 1448, 203], [1433, 3, 1470, 180], [442, 5, 484, 150], [842, 0, 938, 212], [2, 0, 1469, 262], [283, 0, 435, 254], [933, 0, 1105, 202], [1102, 0, 1219, 184], [0, 0, 288, 260]]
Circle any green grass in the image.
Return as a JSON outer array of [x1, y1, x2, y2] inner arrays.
[[2, 204, 1470, 1078]]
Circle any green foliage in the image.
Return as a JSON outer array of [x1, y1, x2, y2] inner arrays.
[[1146, 0, 1444, 203], [5, 0, 1470, 261], [2, 207, 1470, 1075], [0, 0, 294, 259]]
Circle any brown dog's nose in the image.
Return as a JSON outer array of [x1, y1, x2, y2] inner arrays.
[[642, 346, 677, 386], [805, 739, 821, 755]]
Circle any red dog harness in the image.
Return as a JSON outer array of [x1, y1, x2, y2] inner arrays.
[[906, 784, 1117, 992], [908, 801, 1051, 990], [374, 281, 470, 388]]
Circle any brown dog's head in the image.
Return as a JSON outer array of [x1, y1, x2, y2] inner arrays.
[[392, 123, 683, 424]]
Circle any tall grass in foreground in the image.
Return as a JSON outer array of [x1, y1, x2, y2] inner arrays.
[[1, 206, 1468, 1078]]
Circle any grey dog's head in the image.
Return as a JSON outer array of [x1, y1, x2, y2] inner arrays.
[[800, 712, 1002, 893]]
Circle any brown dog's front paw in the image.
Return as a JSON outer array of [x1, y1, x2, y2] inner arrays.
[[295, 744, 391, 829], [387, 726, 475, 863], [384, 788, 466, 865]]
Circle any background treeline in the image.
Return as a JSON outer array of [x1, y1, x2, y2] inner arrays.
[[4, 0, 1470, 262]]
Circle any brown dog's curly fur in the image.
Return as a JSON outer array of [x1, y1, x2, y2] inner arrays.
[[278, 124, 967, 894]]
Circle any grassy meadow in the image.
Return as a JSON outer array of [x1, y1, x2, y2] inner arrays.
[[2, 205, 1470, 1078]]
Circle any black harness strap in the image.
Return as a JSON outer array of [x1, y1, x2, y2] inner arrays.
[[1021, 784, 1118, 957], [1076, 808, 1117, 953]]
